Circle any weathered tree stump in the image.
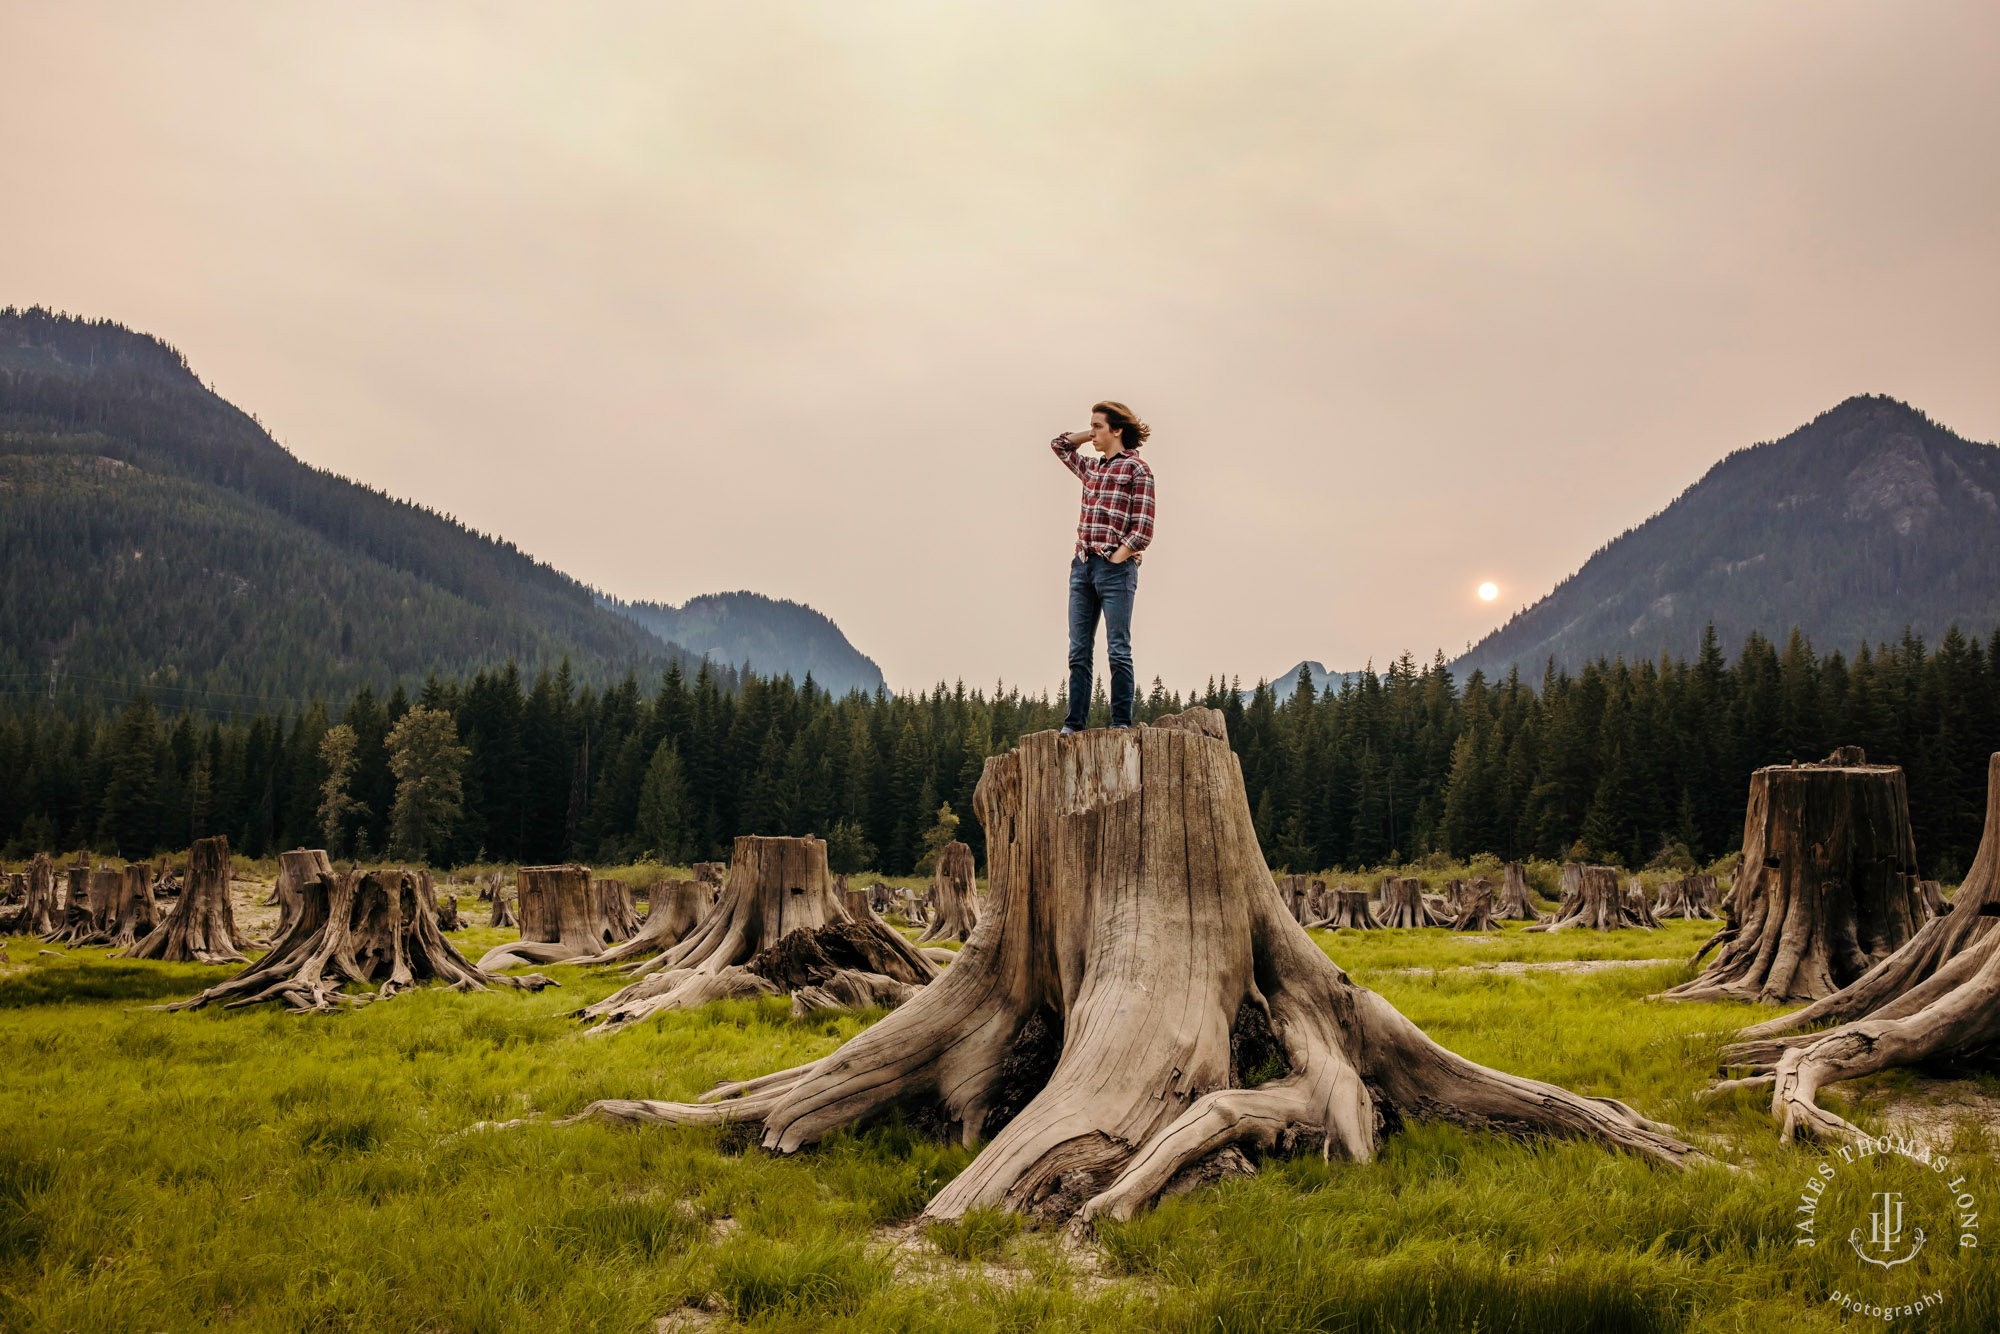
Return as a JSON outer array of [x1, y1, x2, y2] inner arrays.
[[122, 837, 246, 963], [476, 865, 631, 969], [694, 862, 728, 897], [1525, 864, 1649, 932], [489, 887, 518, 929], [1705, 751, 2000, 1141], [1623, 877, 1662, 929], [42, 859, 96, 944], [1655, 749, 1927, 1004], [594, 879, 641, 941], [578, 835, 940, 1031], [918, 841, 980, 944], [1493, 861, 1543, 921], [570, 878, 710, 968], [1380, 876, 1444, 928], [1450, 877, 1496, 932], [168, 858, 556, 1013], [1653, 874, 1719, 920], [561, 709, 1692, 1222], [83, 864, 160, 950], [6, 853, 58, 938], [868, 880, 897, 913], [1275, 875, 1312, 925], [1319, 886, 1383, 930]]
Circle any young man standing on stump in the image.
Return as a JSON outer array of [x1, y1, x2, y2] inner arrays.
[[1050, 401, 1155, 734]]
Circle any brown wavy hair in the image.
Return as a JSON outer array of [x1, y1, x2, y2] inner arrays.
[[1093, 400, 1151, 449]]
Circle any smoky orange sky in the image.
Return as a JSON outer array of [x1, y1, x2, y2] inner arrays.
[[5, 2, 1998, 693]]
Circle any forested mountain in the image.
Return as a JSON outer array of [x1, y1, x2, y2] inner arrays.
[[0, 308, 750, 711], [605, 591, 884, 696], [1457, 396, 2000, 679]]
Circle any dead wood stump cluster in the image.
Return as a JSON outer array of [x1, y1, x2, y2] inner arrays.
[[121, 837, 247, 964], [577, 835, 940, 1032], [1653, 874, 1719, 920], [476, 865, 638, 969], [1493, 861, 1543, 921], [1707, 751, 2000, 1142], [3, 853, 58, 937], [1380, 875, 1444, 928], [569, 878, 710, 967], [168, 849, 556, 1013], [1655, 748, 1927, 1004], [1525, 864, 1651, 932], [918, 841, 980, 944], [42, 859, 94, 944], [565, 710, 1693, 1223]]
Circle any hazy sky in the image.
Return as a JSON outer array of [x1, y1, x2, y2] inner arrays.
[[5, 2, 1997, 692]]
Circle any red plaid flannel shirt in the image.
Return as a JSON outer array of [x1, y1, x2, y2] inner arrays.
[[1050, 434, 1157, 564]]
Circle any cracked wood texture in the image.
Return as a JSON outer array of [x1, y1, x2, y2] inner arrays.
[[122, 836, 246, 964], [568, 708, 1692, 1223], [1707, 752, 2000, 1142], [1656, 749, 1927, 1004], [918, 841, 980, 943]]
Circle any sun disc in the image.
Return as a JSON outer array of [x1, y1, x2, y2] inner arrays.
[[1478, 581, 1498, 601]]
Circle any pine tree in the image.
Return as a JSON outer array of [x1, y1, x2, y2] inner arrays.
[[386, 707, 468, 863]]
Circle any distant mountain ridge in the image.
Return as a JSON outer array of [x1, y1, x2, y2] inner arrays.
[[604, 591, 885, 696], [0, 308, 875, 709], [1454, 396, 2000, 679]]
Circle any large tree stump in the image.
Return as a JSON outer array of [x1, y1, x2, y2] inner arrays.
[[42, 859, 95, 944], [1525, 864, 1648, 932], [1450, 877, 1496, 932], [1653, 874, 1719, 921], [1318, 885, 1383, 930], [433, 873, 464, 932], [918, 841, 980, 944], [489, 888, 518, 929], [82, 864, 160, 950], [1380, 876, 1443, 928], [122, 837, 246, 964], [561, 709, 1692, 1222], [6, 853, 58, 938], [1654, 749, 1927, 1004], [594, 879, 641, 941], [577, 835, 940, 1031], [570, 878, 710, 968], [168, 856, 556, 1013], [477, 865, 630, 969], [1493, 861, 1543, 921], [1705, 751, 2000, 1141], [1623, 877, 1662, 929]]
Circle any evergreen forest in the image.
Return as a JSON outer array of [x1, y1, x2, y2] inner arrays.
[[5, 622, 1998, 883]]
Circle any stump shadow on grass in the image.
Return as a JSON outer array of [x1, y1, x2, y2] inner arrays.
[[0, 955, 235, 1007]]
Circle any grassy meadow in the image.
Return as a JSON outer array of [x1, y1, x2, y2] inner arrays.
[[3, 874, 1997, 1334]]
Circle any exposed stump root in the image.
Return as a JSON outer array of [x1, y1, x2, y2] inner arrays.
[[1707, 751, 2000, 1143], [1654, 874, 1720, 921], [1380, 876, 1446, 928], [1314, 886, 1383, 930], [1450, 877, 1497, 932], [567, 879, 709, 967], [563, 708, 1695, 1224], [577, 835, 941, 1033], [477, 864, 635, 970], [1656, 748, 1928, 1005], [165, 849, 556, 1013]]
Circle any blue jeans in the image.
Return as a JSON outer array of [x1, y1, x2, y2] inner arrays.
[[1066, 552, 1138, 730]]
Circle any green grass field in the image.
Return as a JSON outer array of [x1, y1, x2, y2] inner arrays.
[[4, 904, 1996, 1333]]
